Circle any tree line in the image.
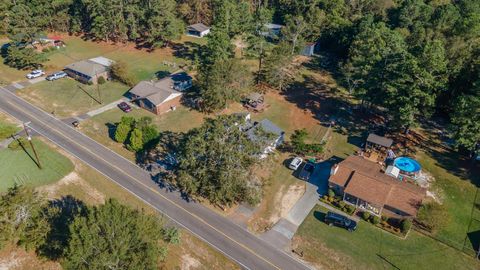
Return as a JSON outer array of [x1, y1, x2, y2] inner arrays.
[[0, 1, 478, 149], [194, 0, 480, 153], [0, 185, 179, 269]]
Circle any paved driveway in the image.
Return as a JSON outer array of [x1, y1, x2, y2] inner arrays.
[[262, 161, 331, 248]]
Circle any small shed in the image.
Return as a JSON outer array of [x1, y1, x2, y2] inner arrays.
[[300, 42, 316, 57], [260, 23, 283, 39], [364, 133, 393, 162], [187, 23, 211, 38], [366, 133, 393, 149]]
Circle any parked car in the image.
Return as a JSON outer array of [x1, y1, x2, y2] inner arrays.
[[46, 71, 67, 81], [118, 102, 132, 112], [324, 211, 357, 232], [289, 157, 303, 170], [26, 69, 45, 79], [298, 162, 315, 180]]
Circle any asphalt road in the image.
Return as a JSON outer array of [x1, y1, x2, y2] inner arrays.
[[0, 87, 311, 270]]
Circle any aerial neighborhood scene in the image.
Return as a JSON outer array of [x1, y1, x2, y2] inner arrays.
[[0, 0, 480, 270]]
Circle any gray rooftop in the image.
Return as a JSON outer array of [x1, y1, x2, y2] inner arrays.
[[188, 23, 210, 33], [129, 72, 192, 105], [247, 119, 284, 143], [367, 133, 393, 148], [65, 60, 108, 78], [246, 92, 263, 102], [130, 81, 181, 106]]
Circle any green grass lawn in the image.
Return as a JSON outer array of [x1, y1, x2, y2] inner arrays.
[[294, 205, 480, 270], [1, 34, 198, 83], [78, 105, 205, 161], [416, 151, 480, 254], [0, 114, 20, 141], [17, 78, 129, 117], [0, 138, 74, 192]]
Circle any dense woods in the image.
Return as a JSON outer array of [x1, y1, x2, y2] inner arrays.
[[0, 0, 479, 149]]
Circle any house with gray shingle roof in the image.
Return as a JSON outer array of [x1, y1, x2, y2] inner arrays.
[[64, 57, 114, 84], [246, 119, 285, 158], [129, 72, 192, 115]]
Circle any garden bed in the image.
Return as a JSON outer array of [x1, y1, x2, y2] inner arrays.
[[321, 189, 411, 237]]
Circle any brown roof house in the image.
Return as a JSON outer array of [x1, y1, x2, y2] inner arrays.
[[65, 57, 114, 84], [329, 155, 426, 218], [129, 72, 192, 115]]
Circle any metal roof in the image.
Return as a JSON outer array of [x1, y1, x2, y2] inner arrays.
[[367, 133, 393, 147], [188, 23, 210, 33]]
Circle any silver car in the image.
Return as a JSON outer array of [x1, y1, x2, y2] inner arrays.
[[26, 69, 45, 79], [289, 157, 303, 170]]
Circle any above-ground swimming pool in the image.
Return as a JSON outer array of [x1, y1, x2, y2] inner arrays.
[[394, 157, 421, 173]]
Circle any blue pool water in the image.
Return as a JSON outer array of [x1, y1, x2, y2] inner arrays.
[[394, 157, 421, 173]]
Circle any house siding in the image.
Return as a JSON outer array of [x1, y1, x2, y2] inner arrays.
[[154, 96, 181, 114]]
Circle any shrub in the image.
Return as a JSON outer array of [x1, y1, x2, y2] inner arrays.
[[371, 215, 380, 225], [97, 76, 106, 84], [327, 188, 335, 198], [401, 219, 412, 233], [381, 215, 389, 222], [87, 80, 93, 85], [338, 201, 346, 209], [110, 61, 136, 87], [114, 122, 132, 143], [362, 211, 371, 221], [345, 205, 356, 214], [128, 128, 144, 152], [327, 196, 334, 203]]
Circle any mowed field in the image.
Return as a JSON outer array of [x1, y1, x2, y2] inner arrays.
[[1, 34, 201, 83], [0, 137, 74, 192], [293, 205, 480, 270], [17, 79, 129, 117]]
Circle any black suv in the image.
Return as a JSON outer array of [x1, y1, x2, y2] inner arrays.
[[324, 211, 357, 232], [298, 162, 315, 181]]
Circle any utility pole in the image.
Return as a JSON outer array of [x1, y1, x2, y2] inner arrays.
[[95, 67, 102, 104], [23, 122, 42, 169]]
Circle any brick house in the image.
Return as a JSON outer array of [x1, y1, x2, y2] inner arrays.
[[329, 155, 426, 218], [129, 72, 192, 115]]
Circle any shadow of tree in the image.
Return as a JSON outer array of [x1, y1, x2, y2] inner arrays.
[[104, 122, 117, 142], [39, 196, 86, 260], [171, 41, 203, 62]]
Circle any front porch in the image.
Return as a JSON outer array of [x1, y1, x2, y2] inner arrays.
[[343, 192, 382, 216]]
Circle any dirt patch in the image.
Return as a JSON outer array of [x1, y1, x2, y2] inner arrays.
[[180, 254, 202, 270], [35, 138, 105, 204], [269, 183, 305, 224], [37, 171, 105, 204], [0, 246, 61, 270]]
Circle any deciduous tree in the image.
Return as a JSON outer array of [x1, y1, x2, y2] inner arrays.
[[63, 199, 169, 269]]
